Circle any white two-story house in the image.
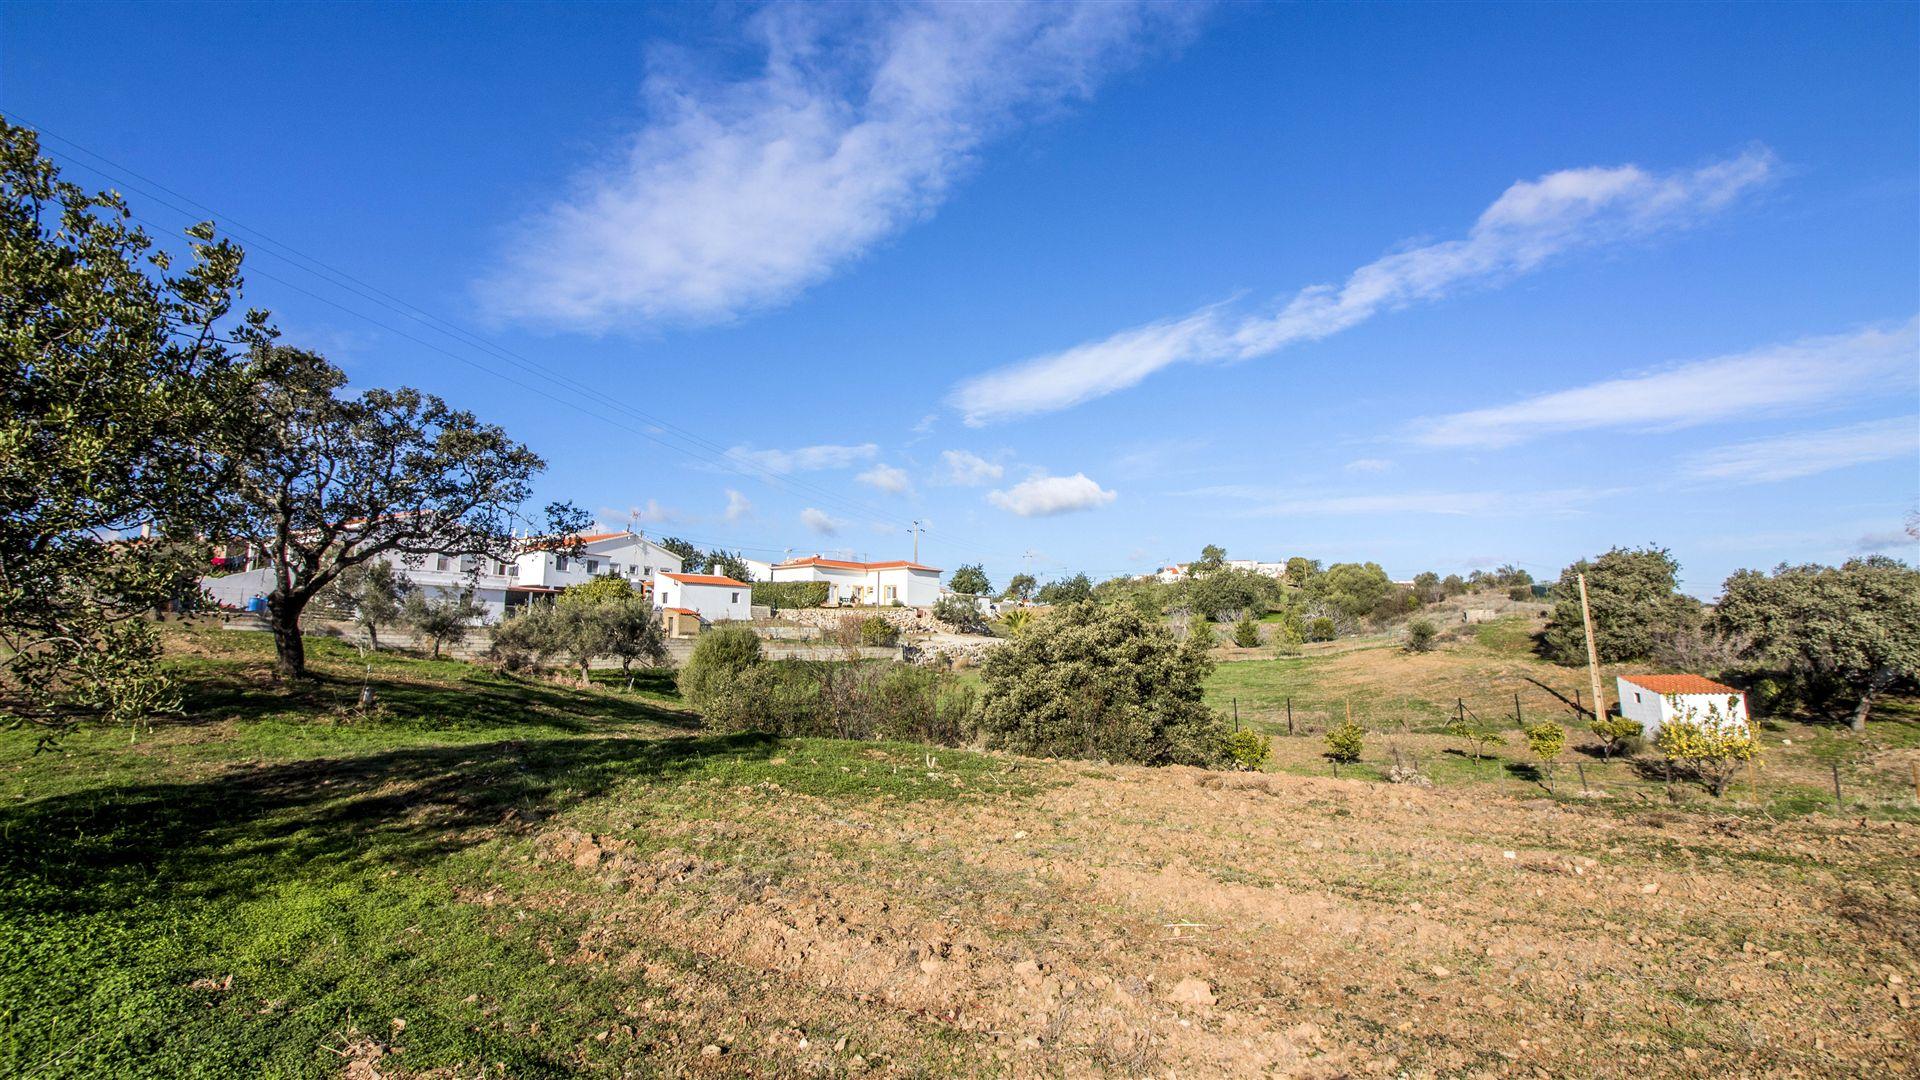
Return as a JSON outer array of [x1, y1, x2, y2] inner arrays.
[[768, 556, 944, 607], [651, 570, 752, 626]]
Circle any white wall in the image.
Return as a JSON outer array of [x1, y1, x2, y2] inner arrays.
[[1617, 679, 1750, 737], [200, 567, 276, 608], [653, 575, 750, 622]]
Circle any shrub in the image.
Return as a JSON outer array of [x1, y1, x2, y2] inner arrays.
[[1444, 718, 1502, 761], [976, 601, 1229, 767], [750, 581, 830, 610], [1654, 711, 1758, 797], [1324, 716, 1365, 764], [1001, 608, 1037, 636], [857, 615, 899, 647], [866, 664, 975, 745], [700, 660, 821, 735], [1404, 617, 1438, 653], [1227, 729, 1270, 770], [677, 624, 764, 711], [1522, 720, 1566, 789], [1186, 618, 1216, 649], [931, 594, 988, 635], [1305, 616, 1337, 642], [1589, 714, 1642, 759], [1507, 585, 1533, 602], [1233, 618, 1261, 648], [402, 587, 486, 659]]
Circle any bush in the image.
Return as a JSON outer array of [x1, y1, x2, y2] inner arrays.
[[865, 664, 975, 745], [1444, 718, 1502, 761], [1522, 720, 1566, 788], [700, 660, 820, 735], [1233, 618, 1261, 648], [1654, 713, 1758, 797], [1001, 608, 1037, 636], [1589, 714, 1642, 758], [677, 624, 763, 711], [1507, 585, 1533, 602], [932, 594, 988, 634], [976, 602, 1229, 767], [1324, 716, 1365, 764], [1404, 617, 1438, 653], [750, 581, 830, 610], [1227, 728, 1270, 770], [858, 615, 899, 647], [1305, 616, 1337, 642]]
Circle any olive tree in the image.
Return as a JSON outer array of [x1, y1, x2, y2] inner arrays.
[[1542, 546, 1699, 664], [317, 559, 410, 651], [218, 346, 583, 678], [401, 587, 487, 660], [976, 601, 1228, 767], [1715, 557, 1920, 730], [1004, 573, 1037, 602], [947, 563, 992, 597], [1, 119, 273, 736]]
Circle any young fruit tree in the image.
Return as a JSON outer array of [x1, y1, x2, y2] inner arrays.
[[317, 560, 410, 651], [1, 119, 273, 737], [1653, 698, 1759, 797], [216, 346, 585, 678], [1522, 720, 1566, 791], [401, 587, 487, 660]]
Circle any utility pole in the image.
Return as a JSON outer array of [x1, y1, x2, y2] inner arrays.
[[1578, 572, 1606, 721], [911, 520, 921, 563]]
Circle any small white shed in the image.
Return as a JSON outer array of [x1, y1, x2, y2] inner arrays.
[[653, 571, 751, 624], [1616, 674, 1749, 738]]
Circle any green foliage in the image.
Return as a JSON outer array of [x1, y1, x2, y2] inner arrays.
[[1324, 716, 1365, 764], [1542, 546, 1700, 665], [976, 601, 1230, 767], [1305, 616, 1337, 642], [1412, 571, 1442, 603], [1654, 703, 1759, 797], [1469, 564, 1533, 590], [1522, 720, 1565, 764], [1001, 608, 1037, 636], [0, 119, 272, 738], [1227, 728, 1271, 770], [654, 535, 702, 570], [1309, 562, 1394, 623], [1193, 544, 1228, 575], [493, 590, 664, 682], [1441, 573, 1467, 596], [1005, 573, 1037, 601], [317, 560, 410, 650], [1035, 573, 1094, 605], [858, 615, 899, 647], [1507, 585, 1533, 602], [401, 588, 487, 659], [932, 594, 989, 634], [562, 573, 637, 605], [947, 563, 991, 596], [1284, 557, 1321, 587], [1233, 618, 1261, 648], [1188, 567, 1280, 621], [700, 549, 752, 582], [1589, 714, 1643, 758], [1186, 618, 1217, 650], [1404, 617, 1438, 653], [1715, 557, 1920, 729], [1091, 574, 1168, 617], [693, 657, 975, 746], [750, 580, 830, 610], [675, 624, 763, 710], [1444, 718, 1502, 761]]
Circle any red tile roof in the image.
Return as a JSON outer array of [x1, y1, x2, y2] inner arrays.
[[774, 556, 941, 572], [662, 571, 749, 587], [1620, 674, 1742, 696], [665, 607, 700, 616]]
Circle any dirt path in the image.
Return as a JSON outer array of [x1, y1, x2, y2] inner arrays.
[[508, 759, 1919, 1077]]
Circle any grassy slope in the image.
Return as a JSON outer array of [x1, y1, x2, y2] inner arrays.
[[1204, 615, 1920, 820], [0, 627, 1032, 1078]]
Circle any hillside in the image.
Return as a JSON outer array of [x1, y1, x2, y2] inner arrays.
[[2, 623, 1915, 1078]]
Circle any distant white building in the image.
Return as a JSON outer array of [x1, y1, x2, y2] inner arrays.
[[741, 558, 774, 583], [769, 556, 944, 607], [1616, 675, 1750, 738], [652, 570, 751, 625]]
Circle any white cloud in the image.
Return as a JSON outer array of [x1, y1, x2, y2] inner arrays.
[[600, 499, 677, 526], [1343, 457, 1394, 473], [1413, 319, 1918, 448], [481, 2, 1197, 329], [951, 150, 1776, 423], [723, 488, 753, 523], [1682, 416, 1918, 484], [727, 442, 877, 473], [940, 449, 1004, 486], [987, 472, 1116, 516], [800, 507, 843, 535], [856, 462, 914, 495]]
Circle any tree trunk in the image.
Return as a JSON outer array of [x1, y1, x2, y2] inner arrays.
[[267, 592, 309, 678], [367, 624, 380, 652], [431, 636, 442, 659], [1851, 686, 1875, 732]]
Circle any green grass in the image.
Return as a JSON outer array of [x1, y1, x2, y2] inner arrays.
[[0, 626, 1033, 1078]]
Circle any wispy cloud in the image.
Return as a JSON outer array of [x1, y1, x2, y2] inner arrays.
[[1413, 319, 1918, 448], [800, 507, 843, 535], [987, 472, 1117, 516], [1682, 416, 1918, 484], [951, 150, 1776, 423], [856, 463, 914, 495], [939, 449, 1004, 486], [481, 2, 1198, 330], [1343, 457, 1394, 473], [723, 489, 753, 523], [1187, 484, 1613, 517], [727, 442, 877, 473], [599, 499, 678, 527]]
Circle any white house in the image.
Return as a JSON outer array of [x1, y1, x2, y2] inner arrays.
[[741, 558, 774, 583], [513, 531, 685, 593], [651, 571, 751, 624], [769, 556, 944, 607], [1616, 674, 1750, 738]]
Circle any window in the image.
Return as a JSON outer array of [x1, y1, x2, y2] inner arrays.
[[884, 585, 898, 602], [555, 556, 569, 572], [731, 592, 739, 603], [435, 556, 450, 571], [585, 559, 598, 574], [643, 565, 652, 576], [1634, 692, 1642, 703], [609, 562, 620, 575]]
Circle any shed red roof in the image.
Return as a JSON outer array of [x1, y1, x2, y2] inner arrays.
[[774, 556, 940, 572], [1620, 674, 1742, 696], [665, 607, 700, 616], [662, 571, 749, 587]]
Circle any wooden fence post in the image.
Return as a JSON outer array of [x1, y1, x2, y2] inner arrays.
[[1832, 764, 1844, 813], [1286, 697, 1294, 736]]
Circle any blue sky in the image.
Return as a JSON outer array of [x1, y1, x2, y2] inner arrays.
[[4, 1, 1916, 595]]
